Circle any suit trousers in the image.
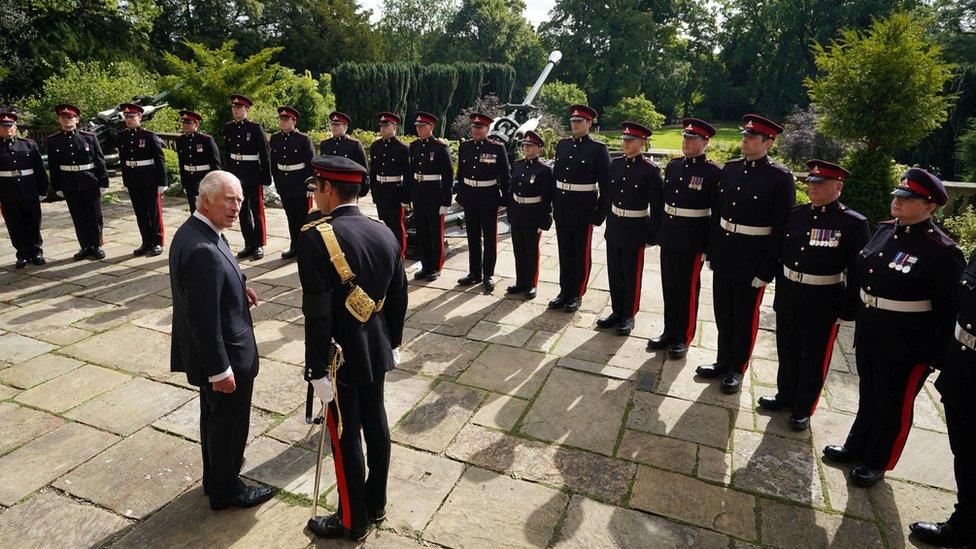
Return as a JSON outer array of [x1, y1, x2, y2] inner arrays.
[[200, 378, 253, 501]]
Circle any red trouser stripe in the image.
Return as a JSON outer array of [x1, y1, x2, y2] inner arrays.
[[437, 214, 445, 269], [886, 362, 928, 470], [398, 206, 406, 259], [685, 252, 704, 345], [257, 186, 267, 245], [156, 193, 165, 244], [578, 224, 593, 297], [327, 405, 351, 529], [631, 248, 645, 316], [533, 231, 542, 286], [307, 196, 313, 213], [808, 323, 840, 416], [740, 286, 766, 373]]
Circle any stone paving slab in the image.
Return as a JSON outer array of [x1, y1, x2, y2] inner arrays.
[[407, 290, 500, 336], [72, 294, 172, 333], [627, 391, 731, 449], [61, 324, 174, 381], [398, 331, 485, 377], [0, 332, 57, 364], [253, 320, 306, 365], [0, 294, 112, 343], [616, 429, 698, 474], [66, 377, 195, 435], [732, 429, 825, 507], [759, 497, 884, 548], [456, 344, 556, 399], [392, 381, 485, 453], [242, 436, 330, 499], [0, 353, 84, 389], [14, 363, 131, 413], [152, 395, 275, 444], [0, 491, 132, 549], [471, 393, 529, 431], [384, 444, 465, 533], [0, 403, 65, 455], [252, 359, 308, 415]]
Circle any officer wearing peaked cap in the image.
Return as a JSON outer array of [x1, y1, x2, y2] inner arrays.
[[407, 111, 453, 281], [175, 110, 221, 213], [506, 130, 554, 299], [0, 108, 49, 268], [225, 94, 272, 260], [320, 112, 369, 198], [760, 160, 869, 432], [369, 112, 411, 259], [270, 106, 316, 260], [116, 102, 168, 257], [823, 168, 964, 487]]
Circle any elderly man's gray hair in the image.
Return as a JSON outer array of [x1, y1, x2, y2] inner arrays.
[[196, 170, 242, 209]]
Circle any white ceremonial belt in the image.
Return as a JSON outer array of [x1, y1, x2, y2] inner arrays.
[[183, 164, 211, 172], [860, 290, 932, 313], [124, 159, 154, 168], [783, 266, 844, 286], [463, 178, 497, 188], [556, 180, 597, 192], [414, 174, 441, 182], [720, 217, 772, 236], [611, 205, 647, 218], [0, 169, 34, 177], [60, 163, 95, 172], [664, 204, 710, 218], [276, 163, 306, 172], [956, 322, 976, 350], [377, 175, 403, 183], [231, 153, 260, 161], [514, 195, 542, 204]]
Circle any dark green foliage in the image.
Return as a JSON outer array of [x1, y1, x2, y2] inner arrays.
[[406, 65, 459, 137], [842, 147, 899, 225], [332, 64, 413, 132], [447, 64, 486, 129], [482, 64, 516, 103]]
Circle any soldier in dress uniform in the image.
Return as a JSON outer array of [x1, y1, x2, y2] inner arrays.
[[270, 106, 315, 260], [698, 114, 795, 394], [648, 118, 721, 357], [299, 155, 408, 541], [506, 130, 554, 299], [0, 109, 49, 268], [368, 112, 411, 257], [224, 94, 271, 260], [46, 103, 109, 260], [406, 111, 453, 281], [174, 110, 220, 213], [549, 104, 611, 313], [824, 168, 964, 487], [320, 112, 369, 198], [596, 122, 663, 336], [116, 103, 168, 256], [759, 160, 869, 431], [455, 112, 510, 293]]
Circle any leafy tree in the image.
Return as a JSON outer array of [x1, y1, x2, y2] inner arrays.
[[377, 0, 459, 63], [602, 95, 665, 130], [956, 118, 976, 182], [536, 81, 587, 123], [777, 106, 846, 166]]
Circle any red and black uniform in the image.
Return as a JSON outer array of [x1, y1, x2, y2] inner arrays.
[[455, 134, 510, 281], [270, 124, 315, 253], [116, 106, 168, 250], [368, 129, 410, 258], [507, 151, 554, 292], [407, 113, 453, 276], [175, 110, 220, 213], [0, 126, 49, 265], [224, 114, 271, 251]]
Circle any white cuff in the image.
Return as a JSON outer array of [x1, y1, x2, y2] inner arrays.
[[307, 191, 314, 197], [392, 347, 401, 366], [439, 206, 449, 215], [157, 186, 166, 193], [208, 366, 233, 382], [751, 276, 769, 288]]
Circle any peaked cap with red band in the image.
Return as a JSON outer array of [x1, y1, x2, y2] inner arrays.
[[805, 159, 851, 183], [521, 130, 544, 147], [178, 110, 202, 122], [414, 111, 438, 125], [469, 112, 493, 127], [681, 118, 716, 139], [568, 104, 597, 121], [307, 155, 368, 189], [55, 103, 81, 117], [278, 106, 301, 119], [892, 167, 947, 206], [377, 111, 401, 125], [620, 120, 652, 140], [329, 111, 351, 125], [741, 114, 783, 139], [0, 110, 18, 125], [230, 94, 253, 108], [119, 103, 144, 115]]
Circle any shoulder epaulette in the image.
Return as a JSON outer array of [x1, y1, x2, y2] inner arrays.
[[641, 155, 660, 169], [224, 120, 235, 126], [79, 130, 95, 136], [876, 219, 897, 227], [926, 225, 957, 248], [839, 204, 867, 221], [300, 216, 332, 233], [725, 157, 744, 164]]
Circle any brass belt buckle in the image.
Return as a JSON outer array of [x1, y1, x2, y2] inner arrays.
[[345, 284, 376, 323], [787, 270, 801, 282]]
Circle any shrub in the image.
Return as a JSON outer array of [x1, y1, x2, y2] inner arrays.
[[842, 147, 899, 225], [777, 106, 847, 166], [602, 95, 666, 131], [956, 117, 976, 182], [943, 207, 976, 257]]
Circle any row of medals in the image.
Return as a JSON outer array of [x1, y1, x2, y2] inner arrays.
[[889, 251, 917, 273]]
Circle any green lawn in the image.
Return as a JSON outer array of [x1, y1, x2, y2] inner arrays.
[[599, 122, 742, 151]]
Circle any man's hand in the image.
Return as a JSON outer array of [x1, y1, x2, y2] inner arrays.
[[245, 287, 259, 307], [213, 372, 236, 393], [310, 376, 334, 402], [751, 277, 769, 288]]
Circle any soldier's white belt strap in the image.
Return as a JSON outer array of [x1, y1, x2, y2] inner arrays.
[[377, 175, 403, 183], [463, 178, 497, 188], [514, 195, 542, 204], [860, 290, 932, 313], [556, 180, 597, 192], [124, 159, 154, 168], [611, 205, 647, 218], [783, 266, 844, 286], [414, 174, 441, 182], [276, 163, 306, 172], [0, 169, 34, 177], [231, 153, 260, 161], [183, 164, 211, 172], [60, 164, 95, 172], [956, 322, 976, 350], [720, 217, 773, 236], [665, 204, 710, 218]]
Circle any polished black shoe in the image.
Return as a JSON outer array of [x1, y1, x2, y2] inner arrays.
[[237, 247, 255, 259], [73, 248, 91, 261], [458, 273, 480, 286], [413, 269, 430, 280], [822, 444, 858, 464], [788, 413, 810, 431], [146, 244, 163, 257], [281, 248, 297, 260], [616, 317, 635, 336], [307, 512, 369, 541], [646, 335, 669, 350], [209, 485, 275, 511], [30, 254, 45, 266], [367, 507, 387, 523], [757, 395, 786, 411], [909, 520, 971, 548], [563, 297, 582, 313], [524, 287, 537, 299], [90, 247, 106, 260], [425, 270, 440, 281], [667, 342, 688, 359], [850, 464, 884, 487], [133, 245, 149, 256], [720, 371, 743, 394], [482, 277, 495, 293], [15, 258, 28, 269], [548, 295, 567, 309], [252, 246, 264, 260], [506, 284, 524, 294], [695, 363, 727, 379], [597, 312, 622, 328]]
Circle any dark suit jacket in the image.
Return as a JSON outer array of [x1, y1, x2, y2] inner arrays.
[[169, 215, 259, 386]]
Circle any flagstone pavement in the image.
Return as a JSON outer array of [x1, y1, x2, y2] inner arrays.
[[0, 181, 957, 548]]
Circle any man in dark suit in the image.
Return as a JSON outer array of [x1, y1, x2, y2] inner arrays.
[[168, 170, 273, 511], [299, 155, 408, 541]]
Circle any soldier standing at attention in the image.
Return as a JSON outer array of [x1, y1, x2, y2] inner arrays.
[[761, 160, 869, 431], [0, 109, 49, 268], [224, 94, 271, 260], [407, 111, 453, 281], [506, 130, 554, 299], [597, 122, 663, 336], [368, 112, 411, 257], [698, 114, 795, 394], [549, 104, 611, 313], [320, 112, 369, 198], [175, 110, 220, 213], [46, 103, 109, 261], [455, 112, 510, 293], [116, 103, 168, 256], [270, 106, 315, 260], [647, 118, 721, 358]]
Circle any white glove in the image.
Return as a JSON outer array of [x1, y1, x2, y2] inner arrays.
[[99, 188, 108, 195], [310, 376, 334, 403], [439, 206, 449, 215], [751, 277, 769, 288], [307, 191, 314, 197], [392, 347, 401, 366], [157, 186, 166, 194]]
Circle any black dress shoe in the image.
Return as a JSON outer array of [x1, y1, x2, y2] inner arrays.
[[281, 248, 297, 260], [788, 413, 810, 431], [307, 512, 369, 541], [73, 248, 91, 261], [563, 297, 582, 312], [506, 284, 524, 294], [850, 464, 884, 487], [696, 363, 727, 379], [597, 312, 622, 328], [548, 295, 567, 309], [90, 247, 106, 260], [237, 247, 255, 259], [483, 277, 495, 293], [458, 274, 480, 285], [822, 444, 858, 464], [646, 335, 669, 350], [209, 485, 275, 511], [757, 395, 786, 411], [30, 254, 45, 266], [146, 244, 163, 257], [720, 371, 743, 394], [667, 342, 688, 359], [616, 317, 635, 336], [15, 258, 28, 269], [252, 247, 264, 260], [909, 520, 971, 547], [425, 270, 440, 281], [413, 269, 430, 280], [367, 507, 387, 523], [133, 245, 148, 256], [524, 287, 537, 299]]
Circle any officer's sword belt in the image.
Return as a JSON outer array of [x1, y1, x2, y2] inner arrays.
[[0, 169, 34, 177], [60, 163, 95, 172], [230, 153, 260, 161], [720, 217, 773, 236], [955, 322, 976, 350], [276, 163, 306, 172], [611, 205, 647, 218], [860, 290, 932, 313], [124, 159, 154, 168], [514, 195, 542, 204], [782, 266, 844, 285], [414, 173, 441, 182], [463, 178, 497, 188], [556, 180, 597, 192], [665, 204, 710, 218], [377, 175, 403, 183], [183, 164, 211, 172]]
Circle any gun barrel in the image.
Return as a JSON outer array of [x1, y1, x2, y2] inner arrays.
[[521, 50, 562, 110]]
